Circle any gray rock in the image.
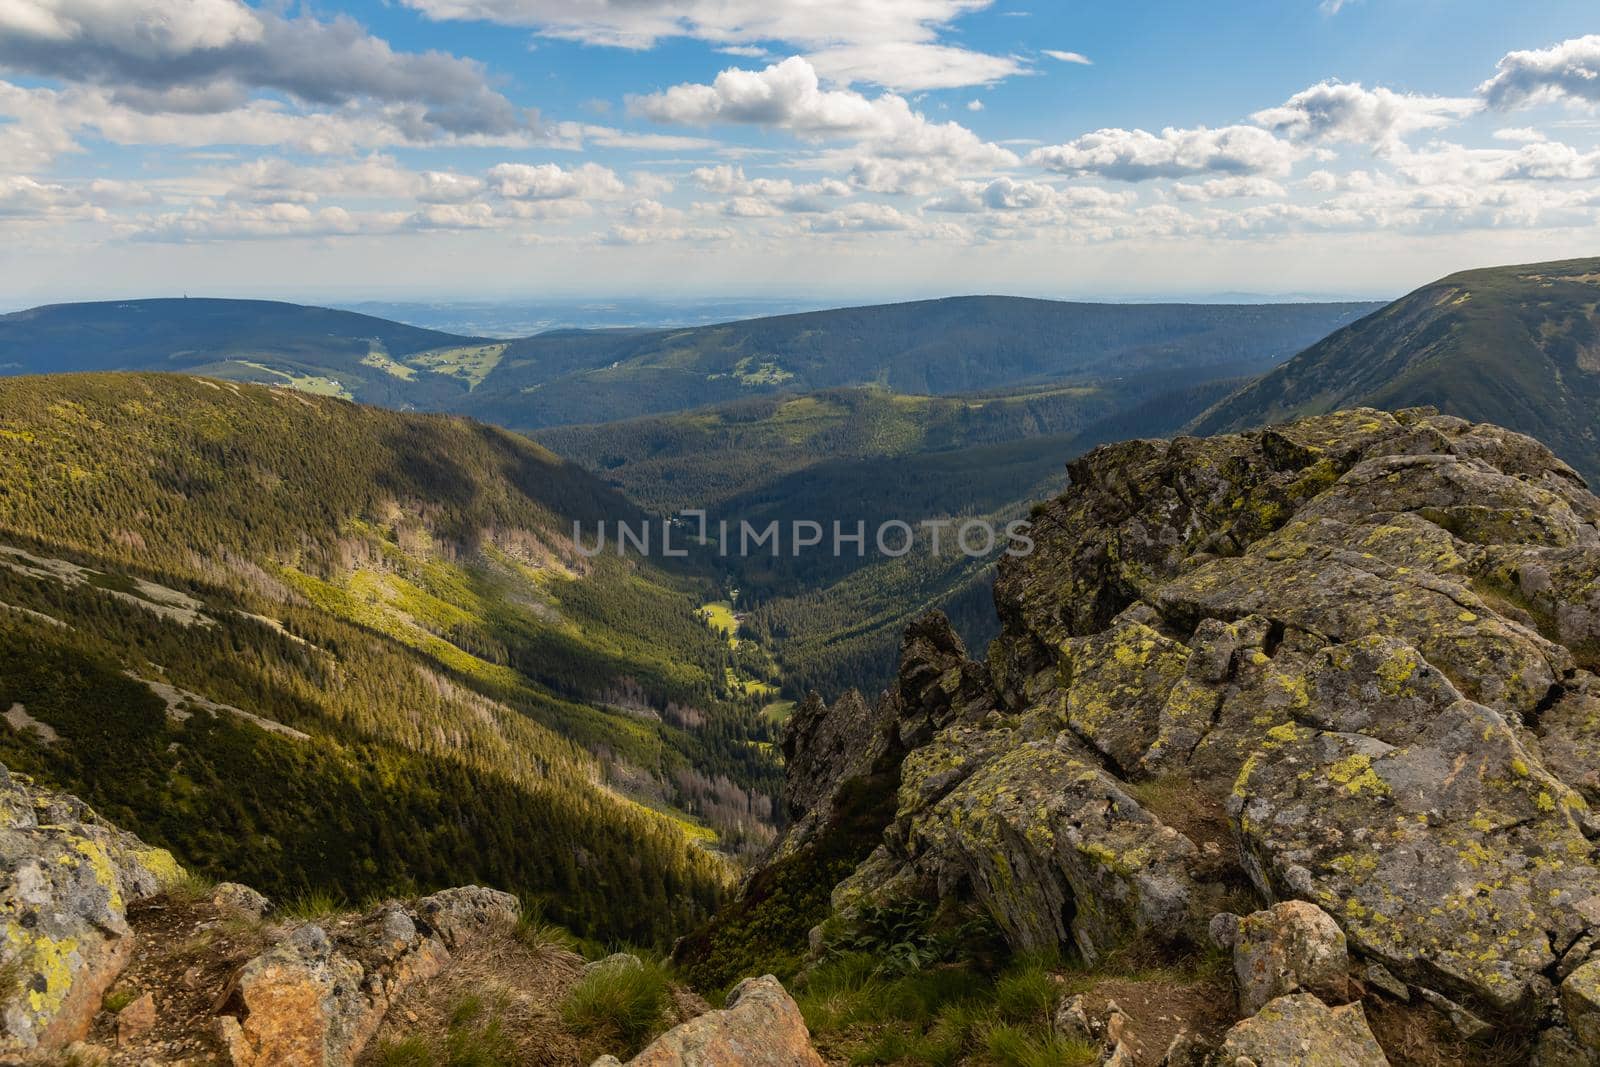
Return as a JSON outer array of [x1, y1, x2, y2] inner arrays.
[[414, 886, 518, 950], [1232, 901, 1349, 1016], [1209, 912, 1242, 951], [212, 882, 271, 918], [1362, 963, 1408, 1002], [1563, 958, 1600, 1052], [0, 763, 184, 1053], [1212, 993, 1389, 1066]]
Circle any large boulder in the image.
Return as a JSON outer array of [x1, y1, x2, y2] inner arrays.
[[0, 764, 183, 1053], [216, 887, 512, 1066], [592, 974, 823, 1067], [1212, 993, 1389, 1066], [1232, 901, 1349, 1015]]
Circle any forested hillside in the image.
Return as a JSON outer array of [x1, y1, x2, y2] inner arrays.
[[0, 374, 783, 945], [470, 297, 1378, 429], [1191, 257, 1600, 481]]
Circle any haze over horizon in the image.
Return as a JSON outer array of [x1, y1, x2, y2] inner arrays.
[[2, 1, 1599, 305]]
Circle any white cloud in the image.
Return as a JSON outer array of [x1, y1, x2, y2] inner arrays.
[[1171, 176, 1288, 201], [1392, 140, 1600, 185], [402, 0, 1017, 91], [486, 162, 626, 200], [806, 43, 1025, 92], [1481, 35, 1600, 110], [967, 99, 984, 112], [630, 57, 1019, 195], [806, 202, 920, 232], [1252, 81, 1479, 148], [689, 164, 850, 217], [1042, 50, 1092, 66], [1030, 125, 1300, 181], [1493, 127, 1548, 143]]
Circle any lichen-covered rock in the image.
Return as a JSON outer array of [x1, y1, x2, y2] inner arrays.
[[1563, 958, 1600, 1052], [413, 886, 518, 950], [593, 974, 823, 1066], [1232, 901, 1349, 1015], [900, 740, 1207, 959], [212, 882, 271, 918], [1233, 702, 1596, 1013], [1213, 993, 1389, 1066], [0, 763, 183, 1053], [751, 408, 1600, 1052], [217, 889, 511, 1066]]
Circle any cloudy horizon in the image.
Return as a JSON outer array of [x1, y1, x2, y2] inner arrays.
[[2, 1, 1598, 306]]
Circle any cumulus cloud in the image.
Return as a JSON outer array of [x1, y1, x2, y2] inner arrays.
[[1252, 81, 1479, 148], [1391, 140, 1600, 185], [806, 43, 1024, 92], [213, 156, 486, 205], [1029, 125, 1300, 181], [1481, 35, 1600, 110], [690, 164, 849, 213], [631, 57, 1018, 190], [1171, 176, 1288, 201], [0, 0, 534, 138], [402, 0, 1016, 91], [486, 162, 626, 201]]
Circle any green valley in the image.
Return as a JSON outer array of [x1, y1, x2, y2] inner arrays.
[[0, 374, 784, 946]]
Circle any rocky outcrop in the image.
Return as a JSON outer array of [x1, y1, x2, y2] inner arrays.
[[592, 974, 824, 1067], [216, 886, 517, 1066], [1213, 993, 1389, 1066], [771, 408, 1600, 1055], [0, 764, 183, 1053]]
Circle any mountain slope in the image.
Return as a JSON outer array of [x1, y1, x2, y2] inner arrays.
[[1190, 257, 1600, 481], [0, 298, 494, 408], [471, 296, 1379, 429], [0, 373, 783, 943]]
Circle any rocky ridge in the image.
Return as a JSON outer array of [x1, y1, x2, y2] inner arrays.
[[732, 407, 1600, 1063]]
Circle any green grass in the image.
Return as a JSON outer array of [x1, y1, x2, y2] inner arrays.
[[279, 887, 346, 922], [761, 700, 796, 725], [161, 870, 218, 905], [408, 344, 510, 390], [699, 601, 738, 641], [103, 987, 139, 1014], [796, 952, 1097, 1067], [561, 956, 672, 1056], [370, 993, 520, 1067]]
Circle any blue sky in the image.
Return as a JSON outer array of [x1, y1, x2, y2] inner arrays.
[[1, 1, 1598, 306]]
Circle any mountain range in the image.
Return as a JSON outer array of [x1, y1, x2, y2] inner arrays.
[[0, 295, 1377, 428]]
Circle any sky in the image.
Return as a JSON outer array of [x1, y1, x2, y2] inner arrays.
[[1, 1, 1599, 306]]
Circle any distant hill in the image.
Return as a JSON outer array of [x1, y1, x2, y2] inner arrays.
[[0, 298, 500, 408], [0, 296, 1379, 429], [1190, 257, 1600, 482], [472, 296, 1381, 429], [0, 373, 784, 944]]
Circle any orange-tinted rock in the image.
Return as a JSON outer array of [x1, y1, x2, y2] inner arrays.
[[594, 975, 823, 1067]]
